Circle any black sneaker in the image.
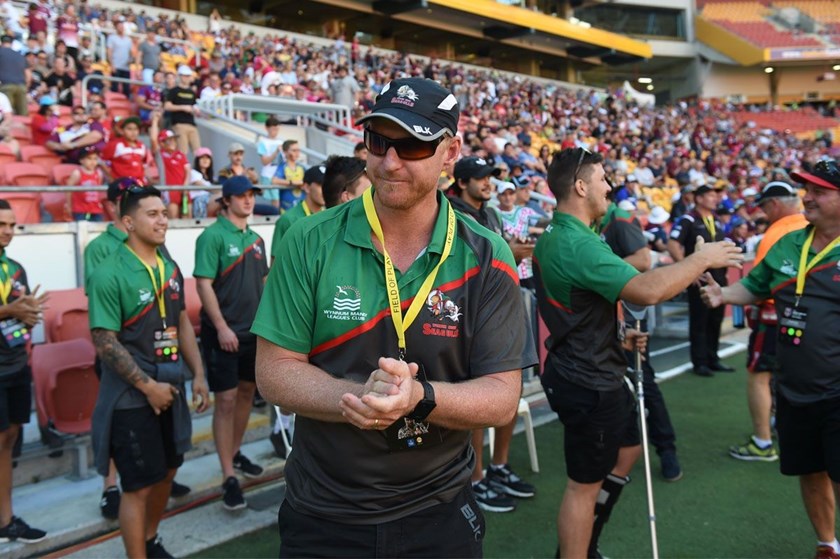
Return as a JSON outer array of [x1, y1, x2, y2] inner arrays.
[[472, 479, 516, 513], [660, 451, 683, 482], [145, 533, 174, 559], [170, 480, 191, 498], [0, 516, 47, 544], [222, 476, 247, 511], [233, 451, 264, 478], [270, 431, 289, 459], [486, 464, 536, 498], [100, 486, 121, 520]]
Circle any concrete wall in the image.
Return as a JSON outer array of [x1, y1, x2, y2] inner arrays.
[[702, 63, 840, 102]]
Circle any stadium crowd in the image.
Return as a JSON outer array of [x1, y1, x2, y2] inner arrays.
[[2, 1, 840, 558]]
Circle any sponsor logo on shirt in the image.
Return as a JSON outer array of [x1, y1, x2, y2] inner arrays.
[[228, 244, 241, 257], [168, 277, 180, 300], [324, 285, 368, 321], [779, 259, 797, 277], [252, 243, 263, 259], [138, 288, 153, 305], [422, 289, 461, 338]]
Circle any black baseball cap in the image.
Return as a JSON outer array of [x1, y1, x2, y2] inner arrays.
[[304, 164, 326, 185], [356, 78, 459, 141], [453, 157, 501, 182], [694, 183, 724, 196], [791, 160, 840, 191], [755, 180, 799, 205]]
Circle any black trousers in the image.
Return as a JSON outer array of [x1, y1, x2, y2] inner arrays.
[[625, 319, 677, 456], [687, 285, 725, 368], [111, 68, 131, 96]]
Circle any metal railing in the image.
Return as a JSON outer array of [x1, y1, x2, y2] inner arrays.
[[80, 74, 159, 106]]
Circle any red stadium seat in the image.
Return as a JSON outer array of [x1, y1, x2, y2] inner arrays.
[[10, 126, 32, 146], [43, 287, 90, 343], [5, 162, 49, 186], [0, 144, 18, 166], [183, 276, 201, 336], [31, 338, 98, 435], [52, 163, 81, 186], [3, 192, 42, 224], [20, 145, 61, 166]]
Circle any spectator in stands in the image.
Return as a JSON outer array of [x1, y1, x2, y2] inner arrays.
[[150, 112, 191, 218], [88, 186, 209, 559], [106, 20, 133, 97], [101, 116, 150, 182], [65, 146, 106, 221], [189, 147, 216, 218], [634, 156, 656, 188], [45, 104, 105, 164], [0, 34, 28, 116], [199, 73, 222, 101], [271, 139, 305, 211], [256, 116, 284, 186], [270, 164, 325, 261], [56, 6, 80, 61], [0, 92, 20, 157], [27, 2, 50, 42], [0, 0, 23, 41], [77, 53, 105, 96], [353, 141, 367, 161], [53, 40, 77, 77], [195, 175, 268, 512], [0, 198, 49, 545], [30, 95, 59, 146], [137, 70, 164, 128], [328, 65, 359, 123], [45, 56, 75, 107], [164, 65, 201, 158], [87, 100, 112, 139], [137, 27, 161, 85]]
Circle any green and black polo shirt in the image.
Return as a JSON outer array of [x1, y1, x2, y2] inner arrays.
[[252, 189, 526, 524], [84, 224, 128, 291], [741, 226, 840, 404], [270, 201, 309, 260], [0, 250, 30, 383], [598, 203, 646, 259], [88, 244, 185, 408], [533, 212, 639, 391], [194, 215, 268, 336]]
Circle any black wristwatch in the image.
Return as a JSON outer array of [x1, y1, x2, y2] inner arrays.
[[407, 378, 436, 421]]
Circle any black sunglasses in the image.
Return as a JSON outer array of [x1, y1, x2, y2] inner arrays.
[[364, 129, 445, 161], [118, 185, 149, 214]]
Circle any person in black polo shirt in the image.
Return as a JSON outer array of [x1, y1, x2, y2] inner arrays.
[[254, 78, 531, 558], [163, 65, 201, 157], [534, 148, 742, 558], [194, 176, 269, 511], [667, 183, 733, 378], [701, 161, 840, 559]]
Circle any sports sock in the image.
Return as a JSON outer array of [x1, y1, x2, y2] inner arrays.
[[817, 539, 840, 553], [752, 435, 772, 448], [588, 473, 630, 558]]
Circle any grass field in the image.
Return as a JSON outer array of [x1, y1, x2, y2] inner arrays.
[[194, 353, 833, 558]]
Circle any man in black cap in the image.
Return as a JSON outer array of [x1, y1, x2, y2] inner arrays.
[[447, 156, 537, 513], [701, 161, 840, 559], [728, 181, 807, 463], [254, 77, 532, 557], [667, 183, 733, 377]]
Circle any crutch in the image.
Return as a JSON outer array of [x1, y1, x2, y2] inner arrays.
[[623, 302, 660, 559]]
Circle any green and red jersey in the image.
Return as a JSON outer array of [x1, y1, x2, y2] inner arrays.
[[252, 190, 527, 524], [533, 212, 639, 391], [741, 226, 840, 404], [0, 250, 30, 382], [270, 201, 309, 260], [194, 214, 268, 335], [84, 224, 128, 292]]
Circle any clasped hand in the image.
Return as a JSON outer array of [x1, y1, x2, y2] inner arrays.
[[340, 357, 419, 431]]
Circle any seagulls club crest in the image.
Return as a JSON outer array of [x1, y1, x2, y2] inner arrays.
[[422, 289, 461, 338]]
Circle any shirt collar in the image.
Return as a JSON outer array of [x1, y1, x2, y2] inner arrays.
[[553, 211, 598, 236], [344, 188, 451, 256], [217, 213, 249, 234], [106, 223, 128, 242]]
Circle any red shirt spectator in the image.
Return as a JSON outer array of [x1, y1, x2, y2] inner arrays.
[[28, 3, 50, 37], [102, 117, 149, 181]]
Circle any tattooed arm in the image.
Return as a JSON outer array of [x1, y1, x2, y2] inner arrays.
[[91, 328, 179, 415]]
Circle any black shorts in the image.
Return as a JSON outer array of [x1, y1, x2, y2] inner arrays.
[[542, 374, 640, 484], [111, 406, 184, 492], [278, 484, 484, 558], [0, 371, 31, 431], [746, 323, 777, 373], [203, 331, 257, 393], [776, 392, 840, 482]]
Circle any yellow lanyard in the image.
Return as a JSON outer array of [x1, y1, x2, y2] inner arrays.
[[0, 262, 12, 305], [126, 246, 168, 328], [362, 188, 456, 359], [702, 215, 716, 240], [795, 228, 840, 304], [302, 200, 311, 217]]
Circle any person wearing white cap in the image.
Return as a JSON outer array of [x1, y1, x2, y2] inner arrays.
[[163, 65, 201, 157]]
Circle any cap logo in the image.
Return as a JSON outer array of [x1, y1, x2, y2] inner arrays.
[[413, 125, 432, 135], [476, 158, 487, 166], [396, 85, 419, 101]]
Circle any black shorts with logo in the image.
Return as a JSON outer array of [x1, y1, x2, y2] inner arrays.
[[202, 327, 257, 393], [542, 373, 640, 484], [278, 484, 485, 558], [0, 367, 31, 431], [776, 392, 840, 482], [111, 406, 184, 492]]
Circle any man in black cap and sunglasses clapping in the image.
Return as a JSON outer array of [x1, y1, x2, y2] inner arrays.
[[254, 77, 533, 557], [702, 160, 840, 559]]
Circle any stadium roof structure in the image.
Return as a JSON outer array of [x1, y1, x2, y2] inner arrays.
[[313, 0, 653, 64]]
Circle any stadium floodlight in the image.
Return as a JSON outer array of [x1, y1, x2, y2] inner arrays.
[[638, 77, 653, 84], [833, 64, 840, 71], [764, 67, 774, 74], [646, 84, 654, 91]]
